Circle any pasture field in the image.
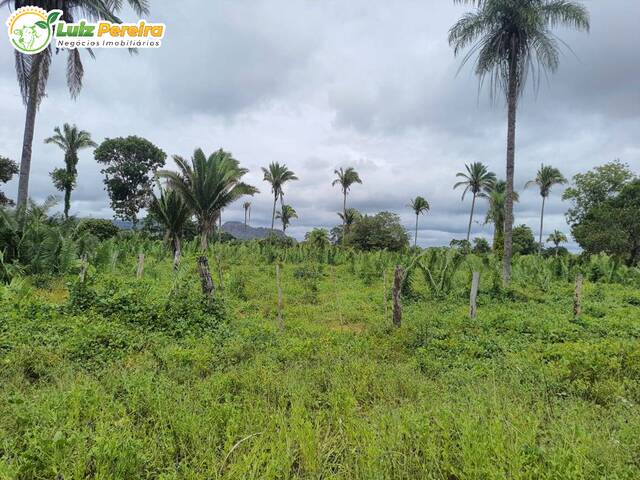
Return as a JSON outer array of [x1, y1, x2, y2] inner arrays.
[[1, 242, 640, 479]]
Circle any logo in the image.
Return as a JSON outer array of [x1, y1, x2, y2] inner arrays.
[[7, 6, 165, 54], [7, 7, 60, 54]]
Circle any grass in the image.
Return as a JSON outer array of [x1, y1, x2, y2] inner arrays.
[[1, 248, 639, 479]]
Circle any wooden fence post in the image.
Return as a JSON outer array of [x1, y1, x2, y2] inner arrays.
[[469, 271, 480, 319], [573, 274, 583, 318], [392, 265, 403, 328], [276, 263, 284, 331], [383, 269, 388, 322], [79, 253, 88, 283], [136, 253, 145, 279], [197, 256, 215, 300]]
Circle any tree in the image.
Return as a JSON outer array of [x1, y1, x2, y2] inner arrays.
[[305, 228, 330, 249], [262, 162, 298, 232], [332, 167, 362, 237], [525, 164, 567, 252], [44, 123, 96, 219], [158, 148, 257, 251], [94, 136, 166, 225], [345, 211, 409, 252], [563, 160, 635, 227], [547, 229, 567, 257], [332, 208, 361, 244], [449, 0, 590, 283], [0, 156, 19, 206], [512, 224, 537, 256], [6, 0, 152, 209], [454, 162, 496, 242], [243, 201, 251, 231], [472, 237, 491, 255], [276, 205, 298, 233], [572, 180, 640, 265], [149, 183, 192, 268], [408, 196, 430, 247], [485, 180, 519, 254], [75, 219, 120, 241]]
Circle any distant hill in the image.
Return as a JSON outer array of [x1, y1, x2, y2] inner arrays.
[[222, 221, 287, 241]]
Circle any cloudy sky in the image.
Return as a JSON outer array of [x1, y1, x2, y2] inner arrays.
[[1, 0, 638, 247]]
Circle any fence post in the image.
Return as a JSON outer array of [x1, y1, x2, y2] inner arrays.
[[276, 263, 284, 331], [392, 265, 403, 328], [197, 256, 215, 300], [136, 253, 145, 279], [383, 269, 388, 322], [79, 253, 88, 283], [469, 271, 480, 319], [573, 274, 583, 318]]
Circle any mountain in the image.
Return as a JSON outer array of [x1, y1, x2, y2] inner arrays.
[[222, 221, 287, 241]]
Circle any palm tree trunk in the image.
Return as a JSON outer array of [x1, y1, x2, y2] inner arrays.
[[414, 213, 419, 247], [271, 195, 277, 232], [502, 45, 518, 285], [342, 189, 347, 244], [466, 193, 476, 243], [173, 237, 181, 270], [63, 187, 71, 220], [17, 53, 44, 209], [200, 220, 210, 251], [538, 196, 546, 254]]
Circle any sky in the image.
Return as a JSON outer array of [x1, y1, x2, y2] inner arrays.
[[1, 0, 638, 248]]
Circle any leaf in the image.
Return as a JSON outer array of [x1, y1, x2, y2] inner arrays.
[[35, 21, 48, 29], [47, 11, 61, 24]]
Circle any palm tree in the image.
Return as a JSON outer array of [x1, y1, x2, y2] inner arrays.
[[547, 229, 567, 257], [276, 205, 298, 234], [158, 148, 258, 251], [4, 0, 152, 209], [449, 0, 589, 283], [243, 201, 251, 231], [44, 123, 96, 219], [454, 162, 496, 242], [332, 167, 362, 235], [485, 180, 519, 253], [525, 164, 567, 252], [149, 183, 192, 269], [408, 196, 430, 247], [262, 162, 298, 232]]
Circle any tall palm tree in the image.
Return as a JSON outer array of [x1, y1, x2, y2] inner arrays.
[[149, 183, 192, 269], [276, 204, 298, 234], [525, 164, 567, 252], [454, 162, 496, 242], [547, 229, 567, 257], [243, 201, 251, 231], [332, 167, 362, 235], [449, 0, 589, 283], [485, 180, 519, 253], [262, 162, 298, 232], [408, 196, 430, 247], [4, 0, 151, 209], [158, 148, 258, 251], [44, 123, 96, 219]]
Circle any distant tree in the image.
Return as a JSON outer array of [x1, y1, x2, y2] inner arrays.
[[0, 156, 19, 206], [525, 164, 567, 252], [472, 237, 491, 255], [94, 136, 166, 224], [449, 0, 590, 283], [158, 148, 257, 251], [305, 228, 330, 249], [450, 238, 471, 253], [512, 225, 537, 256], [572, 180, 640, 265], [408, 196, 430, 247], [75, 218, 120, 241], [345, 211, 409, 252], [332, 167, 362, 237], [262, 162, 298, 232], [149, 184, 193, 268], [276, 205, 298, 233], [485, 180, 519, 255], [45, 123, 97, 219], [454, 162, 496, 242], [243, 201, 251, 230], [547, 230, 568, 257], [563, 160, 636, 227], [333, 208, 362, 244]]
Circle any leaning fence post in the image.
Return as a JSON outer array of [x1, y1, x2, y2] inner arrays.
[[197, 256, 215, 300], [136, 253, 145, 279], [469, 271, 480, 319], [392, 265, 403, 328], [79, 253, 88, 283], [276, 263, 284, 331], [573, 274, 583, 318]]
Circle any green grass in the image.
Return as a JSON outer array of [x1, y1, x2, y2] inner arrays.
[[1, 250, 639, 479]]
